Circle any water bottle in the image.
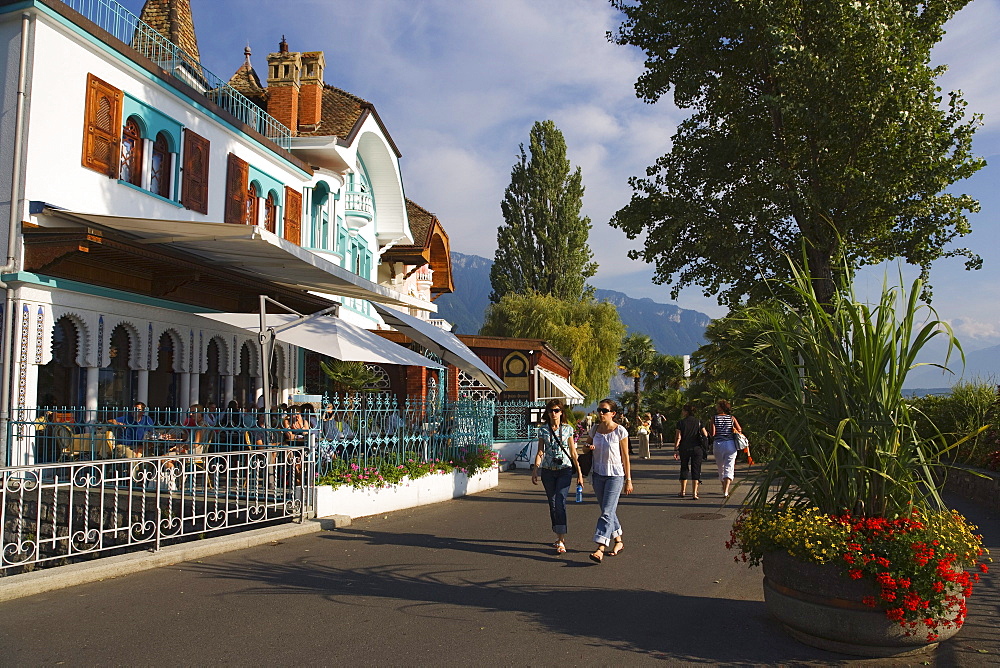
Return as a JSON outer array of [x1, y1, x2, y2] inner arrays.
[[575, 484, 583, 503]]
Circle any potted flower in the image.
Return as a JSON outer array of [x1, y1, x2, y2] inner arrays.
[[716, 267, 991, 657]]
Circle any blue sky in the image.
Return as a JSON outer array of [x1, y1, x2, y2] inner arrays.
[[120, 0, 1000, 351]]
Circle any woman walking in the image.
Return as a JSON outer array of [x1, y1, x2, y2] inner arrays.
[[531, 399, 584, 554], [673, 404, 708, 499], [587, 399, 632, 563], [637, 413, 652, 459], [708, 399, 744, 498]]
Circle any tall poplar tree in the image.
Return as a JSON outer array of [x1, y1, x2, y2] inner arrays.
[[489, 120, 598, 303]]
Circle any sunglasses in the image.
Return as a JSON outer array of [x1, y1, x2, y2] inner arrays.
[[597, 407, 614, 414], [550, 408, 562, 413]]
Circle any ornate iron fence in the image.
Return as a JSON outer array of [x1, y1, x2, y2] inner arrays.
[[1, 444, 312, 574], [494, 400, 544, 441]]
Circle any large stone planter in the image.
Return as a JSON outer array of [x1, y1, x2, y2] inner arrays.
[[315, 466, 499, 519], [762, 551, 961, 657]]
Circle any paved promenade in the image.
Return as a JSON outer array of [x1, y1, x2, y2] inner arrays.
[[1, 451, 997, 666]]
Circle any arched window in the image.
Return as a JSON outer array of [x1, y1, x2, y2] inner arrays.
[[311, 182, 330, 250], [37, 317, 84, 408], [98, 325, 137, 407], [264, 190, 279, 233], [120, 117, 143, 186], [150, 131, 172, 198], [245, 182, 260, 226]]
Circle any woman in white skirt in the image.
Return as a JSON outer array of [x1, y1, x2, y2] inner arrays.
[[708, 399, 746, 498]]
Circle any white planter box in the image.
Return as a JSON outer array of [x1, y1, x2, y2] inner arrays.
[[315, 466, 499, 520]]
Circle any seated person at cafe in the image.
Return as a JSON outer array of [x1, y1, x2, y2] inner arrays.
[[109, 402, 154, 457]]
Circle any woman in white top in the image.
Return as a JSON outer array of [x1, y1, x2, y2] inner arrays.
[[531, 399, 584, 554], [587, 398, 632, 563]]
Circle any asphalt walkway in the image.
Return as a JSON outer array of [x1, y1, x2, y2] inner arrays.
[[1, 448, 997, 666]]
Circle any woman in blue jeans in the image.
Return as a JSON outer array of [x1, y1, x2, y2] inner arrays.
[[587, 398, 632, 563], [531, 399, 584, 554]]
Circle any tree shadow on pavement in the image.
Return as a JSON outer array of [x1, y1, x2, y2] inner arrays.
[[187, 553, 841, 665]]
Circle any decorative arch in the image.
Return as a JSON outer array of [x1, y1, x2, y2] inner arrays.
[[205, 334, 232, 375], [150, 326, 185, 372], [357, 130, 409, 245], [104, 320, 143, 370], [237, 339, 260, 377], [44, 310, 90, 367]]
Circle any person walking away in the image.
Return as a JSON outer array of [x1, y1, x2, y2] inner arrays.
[[708, 399, 744, 498], [637, 413, 652, 459], [531, 399, 584, 555], [587, 399, 632, 563], [673, 404, 708, 499], [651, 412, 664, 447]]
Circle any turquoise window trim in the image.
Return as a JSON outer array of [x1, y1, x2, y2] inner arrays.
[[117, 178, 184, 207], [248, 165, 284, 205], [19, 2, 311, 179], [1, 272, 220, 312], [122, 92, 182, 150]]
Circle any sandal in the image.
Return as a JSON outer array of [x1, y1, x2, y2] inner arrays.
[[589, 548, 604, 563], [554, 541, 566, 554], [609, 540, 625, 556], [676, 492, 686, 498], [691, 495, 700, 500]]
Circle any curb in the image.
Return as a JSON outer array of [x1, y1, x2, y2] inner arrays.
[[0, 514, 352, 603]]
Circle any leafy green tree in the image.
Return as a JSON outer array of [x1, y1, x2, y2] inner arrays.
[[609, 0, 984, 306], [480, 292, 625, 401], [489, 120, 598, 303], [618, 333, 657, 423]]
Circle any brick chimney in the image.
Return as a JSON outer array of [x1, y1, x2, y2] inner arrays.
[[266, 37, 301, 134], [299, 51, 325, 131]]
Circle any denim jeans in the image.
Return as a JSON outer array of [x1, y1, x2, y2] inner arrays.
[[540, 466, 573, 534], [591, 472, 625, 547]]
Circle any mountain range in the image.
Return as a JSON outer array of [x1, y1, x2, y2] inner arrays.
[[435, 252, 712, 356]]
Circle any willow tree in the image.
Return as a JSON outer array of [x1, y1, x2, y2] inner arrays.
[[480, 292, 625, 401], [609, 0, 984, 307], [489, 120, 598, 303]]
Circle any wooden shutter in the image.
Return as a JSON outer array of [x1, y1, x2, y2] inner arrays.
[[180, 129, 210, 214], [283, 186, 302, 244], [81, 73, 122, 176], [224, 153, 249, 224]]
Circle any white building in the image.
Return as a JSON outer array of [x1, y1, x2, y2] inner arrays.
[[0, 0, 468, 465]]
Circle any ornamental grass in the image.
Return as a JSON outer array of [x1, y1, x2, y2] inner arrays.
[[715, 262, 991, 640]]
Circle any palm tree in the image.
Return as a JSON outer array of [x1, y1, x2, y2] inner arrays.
[[618, 333, 657, 424], [644, 353, 685, 392]]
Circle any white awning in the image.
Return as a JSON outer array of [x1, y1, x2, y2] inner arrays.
[[371, 303, 505, 393], [49, 209, 428, 310], [196, 312, 441, 369], [535, 366, 585, 405]]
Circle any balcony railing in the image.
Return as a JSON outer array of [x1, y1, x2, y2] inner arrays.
[[57, 0, 292, 150], [343, 190, 374, 222]]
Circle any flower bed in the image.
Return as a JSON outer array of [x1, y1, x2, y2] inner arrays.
[[728, 507, 991, 641], [314, 448, 500, 519]]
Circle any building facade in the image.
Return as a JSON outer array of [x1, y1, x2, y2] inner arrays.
[[0, 0, 462, 465]]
